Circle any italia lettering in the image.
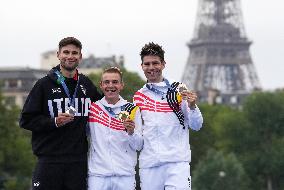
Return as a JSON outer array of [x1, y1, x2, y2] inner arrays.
[[47, 98, 92, 117]]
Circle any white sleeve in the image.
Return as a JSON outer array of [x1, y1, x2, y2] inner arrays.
[[128, 108, 144, 151], [181, 100, 203, 131]]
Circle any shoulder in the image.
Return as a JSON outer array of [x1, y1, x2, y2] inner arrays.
[[79, 74, 92, 84], [79, 74, 100, 91], [91, 99, 100, 106], [134, 84, 147, 94], [33, 76, 51, 88], [90, 100, 103, 111]]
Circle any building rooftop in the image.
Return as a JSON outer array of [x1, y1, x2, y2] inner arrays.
[[0, 67, 48, 79]]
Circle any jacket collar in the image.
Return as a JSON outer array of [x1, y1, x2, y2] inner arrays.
[[99, 96, 127, 108]]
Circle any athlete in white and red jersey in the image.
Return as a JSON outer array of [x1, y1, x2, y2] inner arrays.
[[134, 42, 203, 190], [87, 67, 143, 190]]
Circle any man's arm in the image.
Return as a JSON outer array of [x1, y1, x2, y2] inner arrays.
[[124, 109, 144, 151], [19, 80, 58, 132], [180, 91, 203, 131]]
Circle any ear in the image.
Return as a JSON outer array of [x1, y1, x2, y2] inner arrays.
[[99, 81, 103, 90], [162, 61, 166, 69], [121, 81, 125, 90], [56, 51, 59, 58]]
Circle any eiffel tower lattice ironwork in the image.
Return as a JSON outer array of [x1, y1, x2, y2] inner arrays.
[[181, 0, 261, 105]]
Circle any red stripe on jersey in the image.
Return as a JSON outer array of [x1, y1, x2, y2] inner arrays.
[[89, 104, 109, 120], [88, 103, 125, 131], [134, 92, 155, 103], [134, 92, 173, 113]]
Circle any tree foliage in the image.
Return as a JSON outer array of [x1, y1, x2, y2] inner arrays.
[[206, 91, 284, 190], [0, 92, 35, 190], [192, 149, 249, 190], [190, 104, 236, 170], [240, 91, 284, 190]]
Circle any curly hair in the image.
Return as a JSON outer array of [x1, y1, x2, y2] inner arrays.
[[140, 42, 165, 62], [58, 37, 82, 50]]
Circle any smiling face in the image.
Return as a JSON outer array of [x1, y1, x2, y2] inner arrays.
[[141, 55, 165, 83], [100, 72, 124, 104], [57, 44, 82, 72]]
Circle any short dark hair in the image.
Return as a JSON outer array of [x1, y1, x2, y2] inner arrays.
[[58, 37, 82, 50], [101, 67, 123, 82], [140, 42, 165, 62]]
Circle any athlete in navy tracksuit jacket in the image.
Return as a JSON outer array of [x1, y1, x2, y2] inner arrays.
[[19, 37, 102, 190]]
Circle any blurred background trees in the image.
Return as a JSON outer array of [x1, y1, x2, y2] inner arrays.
[[0, 92, 35, 190], [0, 69, 283, 190], [191, 91, 284, 190]]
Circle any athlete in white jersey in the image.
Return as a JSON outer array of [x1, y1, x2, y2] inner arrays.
[[134, 43, 203, 190], [88, 67, 143, 190]]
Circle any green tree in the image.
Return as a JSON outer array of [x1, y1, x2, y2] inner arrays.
[[190, 104, 234, 170], [242, 92, 284, 190], [217, 91, 284, 190], [0, 92, 35, 190], [192, 149, 249, 190], [88, 68, 145, 102]]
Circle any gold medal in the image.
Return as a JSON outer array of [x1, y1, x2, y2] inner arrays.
[[177, 83, 188, 93], [117, 111, 130, 122]]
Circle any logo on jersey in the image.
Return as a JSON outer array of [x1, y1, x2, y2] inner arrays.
[[80, 85, 87, 95], [33, 181, 40, 187], [52, 88, 62, 94]]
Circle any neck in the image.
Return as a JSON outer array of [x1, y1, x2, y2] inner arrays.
[[148, 76, 164, 83], [105, 97, 120, 105], [60, 65, 76, 78]]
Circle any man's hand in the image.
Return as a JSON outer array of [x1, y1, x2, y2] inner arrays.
[[123, 119, 135, 135], [56, 112, 74, 127], [181, 91, 197, 109]]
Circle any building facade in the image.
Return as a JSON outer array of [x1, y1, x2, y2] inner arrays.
[[0, 67, 47, 107], [0, 51, 124, 108]]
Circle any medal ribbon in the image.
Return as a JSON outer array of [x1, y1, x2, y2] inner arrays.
[[146, 78, 171, 98], [103, 105, 126, 117], [55, 70, 80, 107]]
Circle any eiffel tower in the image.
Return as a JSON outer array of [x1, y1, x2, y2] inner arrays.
[[181, 0, 261, 105]]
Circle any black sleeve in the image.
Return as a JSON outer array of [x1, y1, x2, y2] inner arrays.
[[19, 79, 57, 132]]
